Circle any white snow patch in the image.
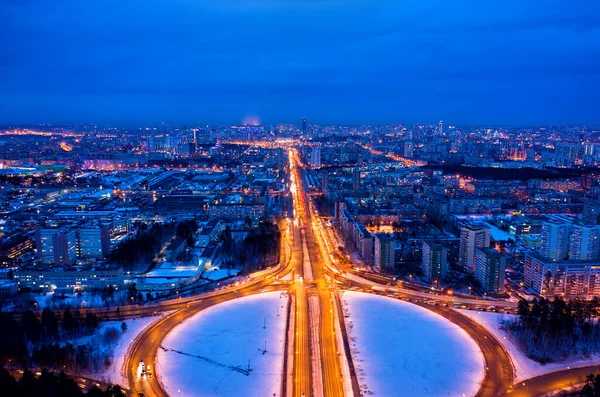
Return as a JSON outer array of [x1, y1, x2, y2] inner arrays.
[[158, 291, 288, 397], [484, 222, 513, 241], [342, 291, 485, 397], [457, 310, 600, 383], [202, 266, 241, 281], [102, 316, 161, 387]]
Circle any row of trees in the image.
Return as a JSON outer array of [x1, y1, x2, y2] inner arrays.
[[110, 221, 176, 272], [220, 222, 281, 274], [503, 297, 600, 363], [176, 219, 198, 248], [0, 309, 100, 367], [0, 367, 123, 397]]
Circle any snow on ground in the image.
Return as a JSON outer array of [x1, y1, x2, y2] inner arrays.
[[1, 290, 131, 311], [158, 291, 288, 397], [484, 222, 513, 241], [145, 262, 200, 278], [457, 310, 600, 383], [101, 316, 161, 387], [202, 266, 241, 281], [135, 277, 190, 285], [342, 291, 484, 397]]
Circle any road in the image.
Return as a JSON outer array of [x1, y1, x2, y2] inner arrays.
[[126, 223, 296, 397], [508, 365, 600, 396], [296, 155, 515, 397], [289, 149, 313, 397], [121, 143, 592, 397], [292, 148, 349, 397]]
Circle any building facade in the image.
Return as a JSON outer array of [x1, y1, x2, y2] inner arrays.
[[524, 253, 600, 297], [459, 223, 490, 272], [421, 241, 448, 283], [474, 247, 506, 294]]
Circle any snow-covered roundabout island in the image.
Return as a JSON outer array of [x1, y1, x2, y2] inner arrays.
[[342, 291, 485, 397], [157, 291, 288, 397]]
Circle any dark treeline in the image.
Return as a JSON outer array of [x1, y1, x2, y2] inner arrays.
[[578, 372, 600, 397], [503, 297, 600, 363], [221, 221, 281, 274], [0, 308, 104, 371], [110, 221, 177, 272], [423, 163, 588, 181], [176, 219, 198, 248], [0, 367, 123, 397]]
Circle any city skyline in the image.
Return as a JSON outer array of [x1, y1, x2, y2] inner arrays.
[[1, 2, 600, 396]]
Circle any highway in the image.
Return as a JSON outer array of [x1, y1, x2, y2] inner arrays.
[[295, 153, 515, 397], [120, 143, 593, 397], [290, 150, 313, 397], [291, 148, 349, 397]]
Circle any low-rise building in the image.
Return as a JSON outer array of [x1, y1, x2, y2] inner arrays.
[[13, 266, 125, 291]]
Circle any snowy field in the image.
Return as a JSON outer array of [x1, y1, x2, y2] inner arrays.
[[342, 291, 485, 397], [457, 310, 600, 383], [158, 291, 288, 397]]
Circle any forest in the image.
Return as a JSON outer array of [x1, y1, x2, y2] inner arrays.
[[0, 308, 122, 374], [0, 367, 123, 397], [220, 221, 281, 274], [503, 297, 600, 363], [110, 221, 177, 272]]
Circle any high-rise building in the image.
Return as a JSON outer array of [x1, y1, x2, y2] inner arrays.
[[35, 228, 57, 263], [78, 224, 111, 259], [569, 224, 600, 261], [302, 117, 307, 135], [35, 227, 77, 266], [555, 143, 582, 167], [274, 148, 283, 171], [355, 223, 373, 264], [438, 120, 444, 136], [321, 171, 330, 193], [459, 223, 490, 272], [540, 219, 571, 260], [474, 247, 506, 294], [374, 234, 395, 271], [583, 200, 600, 225], [421, 241, 448, 283], [524, 252, 600, 296], [403, 141, 414, 158], [352, 168, 361, 191], [310, 147, 321, 168]]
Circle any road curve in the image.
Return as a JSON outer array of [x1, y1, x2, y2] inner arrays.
[[125, 243, 295, 397], [334, 266, 515, 396], [509, 365, 600, 397], [126, 283, 289, 396]]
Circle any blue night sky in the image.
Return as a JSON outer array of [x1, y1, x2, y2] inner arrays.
[[1, 1, 599, 126]]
